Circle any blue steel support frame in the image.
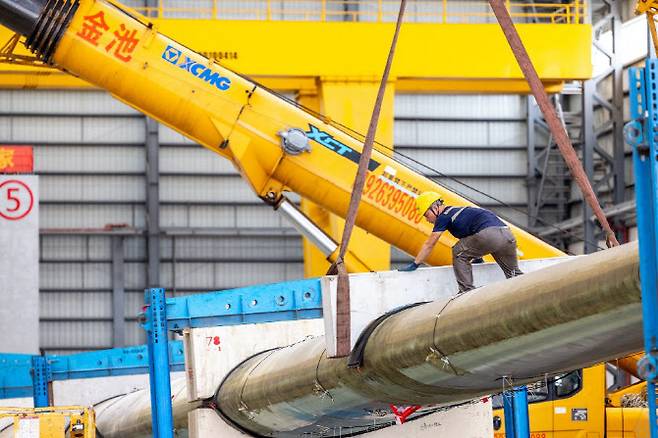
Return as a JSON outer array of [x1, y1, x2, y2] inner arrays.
[[503, 386, 530, 438], [139, 279, 322, 438], [0, 343, 185, 400], [145, 288, 174, 438], [31, 356, 51, 408], [626, 61, 658, 438]]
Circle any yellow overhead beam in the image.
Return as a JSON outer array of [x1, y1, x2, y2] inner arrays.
[[0, 20, 590, 92]]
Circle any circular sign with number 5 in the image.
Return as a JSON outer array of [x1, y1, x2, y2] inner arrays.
[[0, 180, 34, 220]]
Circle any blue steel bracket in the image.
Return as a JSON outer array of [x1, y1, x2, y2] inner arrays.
[[0, 343, 185, 400], [31, 356, 52, 408], [140, 278, 323, 332]]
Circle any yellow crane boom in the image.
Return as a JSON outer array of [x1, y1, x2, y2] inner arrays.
[[0, 0, 562, 268]]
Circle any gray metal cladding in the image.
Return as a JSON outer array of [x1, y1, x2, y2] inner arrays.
[[0, 90, 137, 115], [34, 146, 145, 173], [17, 87, 534, 353], [0, 116, 144, 144]]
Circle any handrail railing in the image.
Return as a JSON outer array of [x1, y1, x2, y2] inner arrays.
[[133, 0, 587, 24]]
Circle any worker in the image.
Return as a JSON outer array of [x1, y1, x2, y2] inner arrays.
[[399, 191, 523, 293]]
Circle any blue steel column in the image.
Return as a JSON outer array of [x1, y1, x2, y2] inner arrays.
[[144, 288, 174, 438], [503, 388, 515, 438], [503, 385, 530, 438], [626, 61, 658, 438], [31, 356, 50, 408]]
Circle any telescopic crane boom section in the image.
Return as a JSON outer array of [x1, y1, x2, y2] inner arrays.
[[0, 0, 563, 266]]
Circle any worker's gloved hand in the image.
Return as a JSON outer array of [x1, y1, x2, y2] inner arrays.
[[398, 262, 420, 272]]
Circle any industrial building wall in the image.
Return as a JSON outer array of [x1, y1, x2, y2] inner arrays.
[[391, 93, 529, 264], [0, 88, 530, 353]]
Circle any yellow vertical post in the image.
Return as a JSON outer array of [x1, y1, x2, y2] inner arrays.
[[303, 78, 394, 277], [378, 0, 383, 22], [211, 0, 217, 19], [321, 0, 326, 21], [267, 0, 272, 21], [442, 0, 448, 23]]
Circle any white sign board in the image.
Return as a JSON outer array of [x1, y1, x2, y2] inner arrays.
[[0, 175, 39, 353]]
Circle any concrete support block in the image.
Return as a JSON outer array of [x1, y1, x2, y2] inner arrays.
[[184, 319, 325, 401], [188, 408, 249, 438]]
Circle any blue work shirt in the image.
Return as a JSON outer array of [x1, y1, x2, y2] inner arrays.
[[432, 206, 506, 239]]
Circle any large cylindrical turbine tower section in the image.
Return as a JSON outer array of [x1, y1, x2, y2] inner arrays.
[[216, 243, 642, 436]]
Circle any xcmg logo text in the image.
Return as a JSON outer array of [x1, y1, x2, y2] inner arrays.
[[162, 45, 231, 91]]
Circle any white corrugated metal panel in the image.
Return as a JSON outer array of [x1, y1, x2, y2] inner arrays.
[[170, 236, 302, 260], [160, 204, 288, 228], [361, 1, 440, 23], [125, 237, 147, 260], [0, 90, 137, 115], [125, 263, 147, 289], [400, 149, 527, 176], [236, 205, 290, 228], [395, 120, 488, 146], [168, 262, 304, 289], [160, 147, 236, 174], [396, 95, 526, 119], [40, 175, 145, 201], [488, 122, 526, 146], [40, 205, 146, 228], [488, 207, 530, 227], [437, 177, 528, 205], [125, 293, 145, 318], [83, 117, 145, 144], [173, 262, 215, 289], [41, 292, 112, 318], [0, 117, 144, 144], [83, 263, 113, 289], [40, 263, 112, 289], [88, 236, 114, 260], [162, 0, 216, 18], [40, 321, 112, 349], [41, 236, 112, 261], [41, 236, 88, 261], [395, 120, 526, 147], [445, 1, 498, 23], [125, 323, 146, 346], [35, 146, 145, 173], [160, 175, 253, 202], [41, 263, 83, 289]]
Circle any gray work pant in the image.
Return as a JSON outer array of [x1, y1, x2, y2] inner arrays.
[[451, 226, 523, 293]]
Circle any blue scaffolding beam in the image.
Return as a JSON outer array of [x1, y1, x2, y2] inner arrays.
[[625, 59, 658, 438]]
